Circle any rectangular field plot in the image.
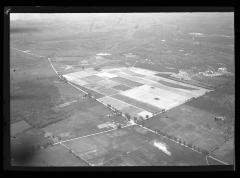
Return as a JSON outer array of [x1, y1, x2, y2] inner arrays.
[[112, 84, 131, 91], [155, 75, 209, 91], [23, 144, 89, 166], [98, 96, 132, 110], [64, 128, 147, 166], [120, 85, 189, 111], [162, 122, 183, 135], [212, 139, 234, 164], [126, 140, 207, 166], [98, 96, 147, 118], [131, 67, 159, 76], [112, 94, 163, 113], [144, 117, 170, 131], [120, 105, 145, 117], [155, 73, 214, 90], [63, 126, 211, 166], [41, 102, 116, 141], [146, 104, 228, 153], [103, 156, 148, 166], [70, 83, 105, 99], [121, 69, 146, 78], [158, 79, 199, 91], [81, 75, 105, 83], [110, 77, 144, 88], [11, 120, 32, 137], [68, 78, 89, 86], [97, 79, 119, 88], [99, 88, 119, 96], [107, 69, 122, 74], [95, 72, 117, 78], [149, 82, 198, 98], [122, 74, 203, 99], [83, 83, 103, 91], [63, 71, 93, 79], [83, 83, 119, 96]]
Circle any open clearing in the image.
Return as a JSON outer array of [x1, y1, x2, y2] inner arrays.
[[11, 120, 32, 137]]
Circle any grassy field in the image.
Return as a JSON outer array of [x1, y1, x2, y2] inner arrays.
[[185, 85, 234, 120], [10, 49, 70, 128], [62, 125, 218, 166], [212, 139, 234, 164], [155, 73, 215, 90], [110, 77, 144, 88], [112, 84, 131, 91], [144, 103, 233, 164], [157, 79, 198, 90], [13, 144, 89, 166], [41, 99, 128, 141]]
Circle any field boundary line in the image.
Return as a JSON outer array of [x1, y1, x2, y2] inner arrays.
[[47, 58, 59, 76], [206, 156, 210, 165], [60, 142, 92, 166], [67, 81, 88, 95], [208, 155, 229, 165], [53, 124, 133, 145], [97, 95, 148, 114], [11, 47, 43, 58], [101, 138, 149, 166]]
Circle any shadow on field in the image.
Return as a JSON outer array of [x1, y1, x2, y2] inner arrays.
[[10, 27, 42, 34], [10, 80, 68, 128]]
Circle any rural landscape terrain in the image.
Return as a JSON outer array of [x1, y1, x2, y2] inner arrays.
[[10, 13, 234, 167]]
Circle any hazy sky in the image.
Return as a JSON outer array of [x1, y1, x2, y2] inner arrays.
[[10, 12, 233, 21], [10, 13, 234, 32], [10, 13, 119, 21]]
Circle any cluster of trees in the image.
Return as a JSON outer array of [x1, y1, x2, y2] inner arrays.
[[124, 113, 146, 126], [117, 123, 122, 129], [152, 129, 210, 155], [58, 75, 68, 83], [224, 127, 233, 141], [106, 104, 124, 120], [105, 104, 148, 126], [82, 93, 97, 101], [105, 104, 155, 125]]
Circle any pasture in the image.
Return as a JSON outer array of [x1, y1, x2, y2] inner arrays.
[[61, 125, 218, 166]]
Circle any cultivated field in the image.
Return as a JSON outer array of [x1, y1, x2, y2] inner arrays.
[[63, 67, 211, 119]]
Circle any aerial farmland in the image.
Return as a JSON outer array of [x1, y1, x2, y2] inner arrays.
[[9, 12, 234, 168]]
